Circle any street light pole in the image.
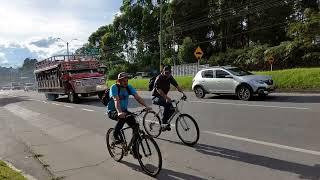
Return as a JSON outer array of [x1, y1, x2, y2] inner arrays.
[[66, 42, 69, 61], [57, 38, 77, 61]]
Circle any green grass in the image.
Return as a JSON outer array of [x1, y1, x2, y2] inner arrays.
[[255, 68, 320, 90], [0, 160, 26, 180], [107, 68, 320, 91]]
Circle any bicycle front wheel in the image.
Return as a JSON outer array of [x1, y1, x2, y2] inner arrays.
[[143, 111, 162, 138], [106, 128, 124, 162], [175, 114, 200, 146], [136, 135, 162, 177]]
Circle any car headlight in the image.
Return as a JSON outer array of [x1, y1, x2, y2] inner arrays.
[[252, 80, 265, 84]]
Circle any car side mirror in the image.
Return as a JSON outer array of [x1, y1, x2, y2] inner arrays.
[[225, 75, 233, 79]]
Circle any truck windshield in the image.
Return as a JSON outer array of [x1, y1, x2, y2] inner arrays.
[[69, 69, 98, 74]]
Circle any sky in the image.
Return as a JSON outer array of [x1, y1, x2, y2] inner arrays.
[[0, 0, 122, 67]]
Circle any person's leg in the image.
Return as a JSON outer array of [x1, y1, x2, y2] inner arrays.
[[125, 113, 141, 158], [153, 96, 172, 124], [163, 101, 174, 124], [108, 111, 125, 143]]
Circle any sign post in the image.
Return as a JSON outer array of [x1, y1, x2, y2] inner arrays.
[[194, 46, 204, 72], [268, 57, 274, 71]]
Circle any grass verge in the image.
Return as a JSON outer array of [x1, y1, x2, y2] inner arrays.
[[0, 160, 26, 180], [107, 68, 320, 91]]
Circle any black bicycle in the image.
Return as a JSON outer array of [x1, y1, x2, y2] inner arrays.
[[106, 108, 162, 177], [142, 96, 200, 146]]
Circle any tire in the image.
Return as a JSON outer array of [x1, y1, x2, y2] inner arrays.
[[175, 114, 200, 146], [68, 90, 79, 103], [45, 94, 58, 101], [106, 128, 124, 162], [136, 135, 162, 177], [194, 86, 205, 98], [81, 93, 89, 97], [237, 85, 252, 101], [98, 91, 104, 99], [143, 111, 162, 138]]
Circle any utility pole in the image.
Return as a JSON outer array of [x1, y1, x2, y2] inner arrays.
[[159, 0, 163, 71]]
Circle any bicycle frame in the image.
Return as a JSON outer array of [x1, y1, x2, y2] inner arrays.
[[156, 100, 183, 124], [118, 113, 153, 157]]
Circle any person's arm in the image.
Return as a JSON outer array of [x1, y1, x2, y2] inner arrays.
[[171, 77, 186, 97], [113, 96, 123, 113], [176, 86, 185, 95], [156, 88, 171, 102], [111, 86, 126, 118], [133, 94, 152, 110], [128, 85, 151, 110], [155, 77, 172, 102]]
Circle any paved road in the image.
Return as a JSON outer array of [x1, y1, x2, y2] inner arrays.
[[1, 90, 320, 180]]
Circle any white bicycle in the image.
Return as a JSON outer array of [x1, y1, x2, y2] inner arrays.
[[142, 96, 200, 146]]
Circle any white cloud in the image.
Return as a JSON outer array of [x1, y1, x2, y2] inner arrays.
[[0, 52, 8, 64], [0, 0, 122, 67]]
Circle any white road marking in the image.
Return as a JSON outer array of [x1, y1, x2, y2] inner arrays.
[[82, 108, 94, 112], [52, 103, 61, 106], [63, 105, 74, 108], [190, 100, 310, 110], [203, 131, 320, 156], [28, 99, 35, 101], [42, 101, 48, 104]]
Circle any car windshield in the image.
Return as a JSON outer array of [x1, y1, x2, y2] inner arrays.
[[227, 68, 252, 76]]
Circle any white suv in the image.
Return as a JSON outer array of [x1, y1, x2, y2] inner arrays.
[[192, 66, 275, 100]]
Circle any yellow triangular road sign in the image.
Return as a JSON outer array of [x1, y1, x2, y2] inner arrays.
[[194, 46, 204, 60]]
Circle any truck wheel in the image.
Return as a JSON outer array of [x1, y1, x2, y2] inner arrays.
[[68, 91, 79, 103], [45, 94, 58, 101], [81, 94, 89, 97], [98, 91, 104, 99]]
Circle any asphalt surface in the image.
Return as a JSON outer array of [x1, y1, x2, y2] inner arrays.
[[0, 90, 320, 180]]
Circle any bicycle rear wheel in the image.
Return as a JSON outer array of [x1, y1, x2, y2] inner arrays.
[[106, 128, 124, 162], [143, 111, 162, 138], [136, 135, 162, 177], [175, 114, 200, 146]]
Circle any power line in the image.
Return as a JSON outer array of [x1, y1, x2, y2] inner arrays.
[[81, 0, 292, 55], [175, 0, 288, 33], [173, 0, 286, 29], [197, 21, 288, 45]]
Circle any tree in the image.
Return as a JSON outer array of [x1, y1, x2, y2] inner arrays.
[[288, 8, 320, 45], [178, 37, 196, 63]]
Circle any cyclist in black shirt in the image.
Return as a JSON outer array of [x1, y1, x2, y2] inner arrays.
[[151, 66, 186, 131]]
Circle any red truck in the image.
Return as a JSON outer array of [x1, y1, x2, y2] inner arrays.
[[34, 55, 107, 103]]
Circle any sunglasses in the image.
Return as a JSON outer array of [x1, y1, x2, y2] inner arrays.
[[164, 71, 171, 75]]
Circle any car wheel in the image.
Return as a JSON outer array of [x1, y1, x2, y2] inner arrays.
[[194, 86, 205, 98], [237, 85, 252, 101]]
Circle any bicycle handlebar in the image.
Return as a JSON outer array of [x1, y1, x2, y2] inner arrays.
[[171, 95, 187, 104]]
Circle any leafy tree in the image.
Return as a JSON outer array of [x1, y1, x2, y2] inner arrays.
[[178, 37, 197, 64]]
